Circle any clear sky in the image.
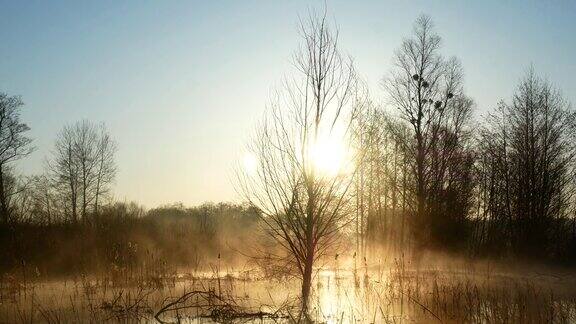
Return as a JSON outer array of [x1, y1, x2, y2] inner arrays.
[[1, 0, 575, 208]]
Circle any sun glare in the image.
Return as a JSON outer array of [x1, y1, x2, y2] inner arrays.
[[309, 134, 348, 177], [242, 130, 351, 178], [242, 153, 258, 175]]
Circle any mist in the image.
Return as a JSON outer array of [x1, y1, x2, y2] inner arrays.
[[1, 3, 576, 323]]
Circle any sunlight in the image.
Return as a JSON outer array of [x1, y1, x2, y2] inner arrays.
[[309, 133, 349, 177], [242, 152, 258, 175], [3, 3, 575, 323]]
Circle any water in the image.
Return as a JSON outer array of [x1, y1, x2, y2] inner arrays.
[[2, 266, 576, 323]]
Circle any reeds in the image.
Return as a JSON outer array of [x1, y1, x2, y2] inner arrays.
[[1, 256, 576, 323]]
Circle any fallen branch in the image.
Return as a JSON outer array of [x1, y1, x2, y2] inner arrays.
[[154, 288, 288, 323]]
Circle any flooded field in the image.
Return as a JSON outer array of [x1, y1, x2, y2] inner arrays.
[[2, 262, 576, 323]]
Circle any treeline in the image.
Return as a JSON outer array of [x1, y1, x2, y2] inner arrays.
[[0, 94, 262, 275], [352, 16, 576, 264], [0, 94, 116, 226], [0, 202, 260, 276], [2, 13, 576, 276]]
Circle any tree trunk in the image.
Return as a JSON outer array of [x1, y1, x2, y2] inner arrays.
[[0, 165, 8, 224], [82, 161, 87, 222], [301, 253, 314, 314], [302, 172, 316, 316]]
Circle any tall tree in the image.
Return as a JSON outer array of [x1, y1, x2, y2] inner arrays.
[[51, 125, 78, 222], [383, 15, 474, 248], [50, 120, 116, 223], [351, 107, 414, 257], [477, 69, 576, 257], [0, 93, 34, 224], [93, 124, 116, 216], [237, 12, 361, 313]]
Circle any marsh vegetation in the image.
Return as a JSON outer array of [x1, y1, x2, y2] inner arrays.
[[2, 250, 576, 323], [1, 7, 576, 324]]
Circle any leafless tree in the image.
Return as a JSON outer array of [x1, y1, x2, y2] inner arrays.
[[351, 105, 415, 258], [476, 68, 576, 257], [49, 120, 116, 223], [93, 124, 117, 216], [383, 15, 474, 247], [237, 12, 362, 312], [51, 124, 79, 222], [27, 174, 57, 224], [0, 93, 34, 224]]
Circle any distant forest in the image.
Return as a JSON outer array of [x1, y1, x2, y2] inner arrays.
[[1, 14, 576, 280]]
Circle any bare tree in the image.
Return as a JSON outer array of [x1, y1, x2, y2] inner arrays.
[[0, 93, 34, 224], [383, 15, 474, 248], [237, 12, 361, 312], [51, 124, 79, 222], [76, 121, 99, 220], [351, 106, 415, 258], [476, 68, 576, 257], [49, 120, 116, 223], [93, 124, 117, 216], [28, 174, 57, 224]]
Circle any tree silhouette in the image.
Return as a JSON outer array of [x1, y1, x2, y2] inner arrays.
[[476, 68, 576, 258], [383, 15, 474, 248], [0, 93, 34, 224], [237, 11, 363, 314], [49, 120, 116, 223]]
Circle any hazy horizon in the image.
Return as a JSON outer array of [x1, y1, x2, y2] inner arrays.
[[2, 0, 575, 208], [3, 2, 576, 322]]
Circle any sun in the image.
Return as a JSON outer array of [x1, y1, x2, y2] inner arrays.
[[242, 152, 258, 175], [241, 131, 351, 178], [309, 134, 348, 177]]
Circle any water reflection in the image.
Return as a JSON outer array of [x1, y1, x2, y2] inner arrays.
[[2, 266, 576, 323]]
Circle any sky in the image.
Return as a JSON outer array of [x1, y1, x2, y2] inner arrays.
[[1, 0, 575, 208]]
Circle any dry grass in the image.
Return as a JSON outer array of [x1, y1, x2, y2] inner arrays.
[[1, 257, 576, 323]]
